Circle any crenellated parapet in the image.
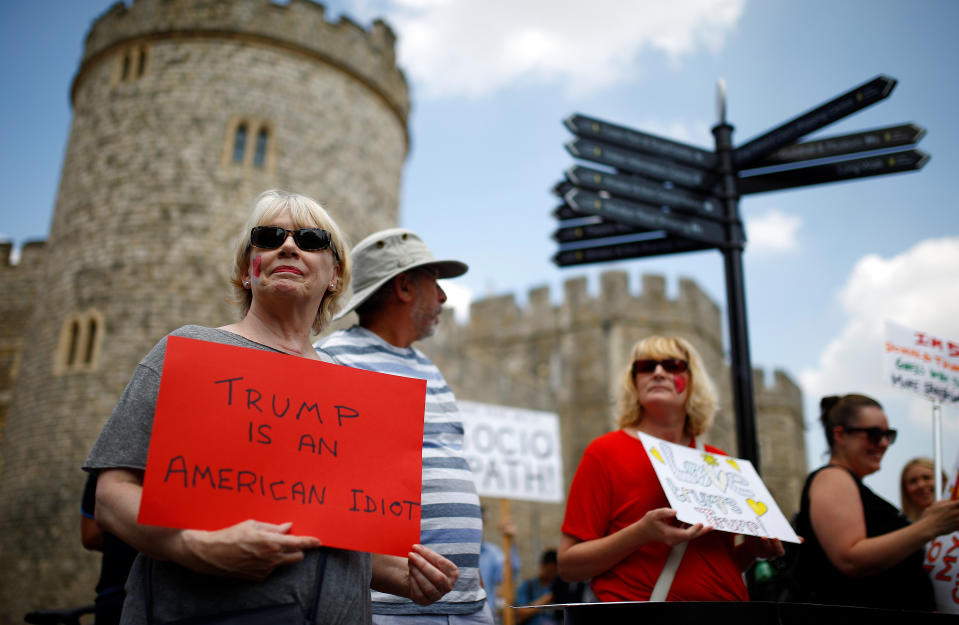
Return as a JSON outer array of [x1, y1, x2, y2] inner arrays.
[[458, 270, 722, 351], [73, 0, 409, 127]]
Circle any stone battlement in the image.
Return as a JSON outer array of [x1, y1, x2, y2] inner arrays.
[[452, 271, 721, 347], [0, 240, 46, 269], [74, 0, 409, 121]]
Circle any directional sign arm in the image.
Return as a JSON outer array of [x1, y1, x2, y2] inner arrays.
[[566, 138, 716, 192], [564, 188, 726, 246], [733, 75, 897, 168], [738, 149, 929, 195], [749, 123, 925, 167], [553, 235, 714, 267], [565, 114, 717, 169], [565, 166, 723, 219]]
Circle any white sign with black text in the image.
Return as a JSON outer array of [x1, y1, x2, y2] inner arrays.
[[458, 400, 563, 503]]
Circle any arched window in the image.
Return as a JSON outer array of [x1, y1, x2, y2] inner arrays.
[[83, 317, 98, 365], [253, 127, 269, 168], [137, 48, 147, 78], [121, 53, 131, 82], [67, 320, 81, 367], [232, 124, 248, 164]]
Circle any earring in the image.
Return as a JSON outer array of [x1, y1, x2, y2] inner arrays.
[[244, 280, 251, 288]]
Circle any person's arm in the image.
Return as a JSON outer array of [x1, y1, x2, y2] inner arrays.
[[734, 536, 785, 571], [370, 547, 458, 605], [557, 508, 710, 582], [810, 466, 959, 576], [513, 579, 554, 623], [95, 468, 321, 581]]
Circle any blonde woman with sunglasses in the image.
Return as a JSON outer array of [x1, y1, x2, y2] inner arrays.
[[557, 336, 782, 602], [794, 394, 959, 611], [84, 190, 456, 624]]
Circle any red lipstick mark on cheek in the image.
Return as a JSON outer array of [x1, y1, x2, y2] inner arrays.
[[674, 375, 687, 394], [252, 256, 262, 279]]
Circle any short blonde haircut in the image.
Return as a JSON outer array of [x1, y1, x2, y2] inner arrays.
[[615, 335, 717, 438], [230, 190, 351, 334]]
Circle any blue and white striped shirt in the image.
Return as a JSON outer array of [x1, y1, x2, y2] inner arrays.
[[317, 326, 486, 615]]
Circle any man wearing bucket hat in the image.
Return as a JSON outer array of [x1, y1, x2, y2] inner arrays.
[[316, 229, 492, 625]]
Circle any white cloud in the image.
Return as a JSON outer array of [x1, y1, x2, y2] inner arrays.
[[439, 278, 473, 322], [802, 237, 959, 399], [744, 208, 801, 254], [374, 0, 746, 98], [799, 238, 959, 500]]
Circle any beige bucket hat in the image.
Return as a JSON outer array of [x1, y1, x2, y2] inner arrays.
[[334, 228, 468, 320]]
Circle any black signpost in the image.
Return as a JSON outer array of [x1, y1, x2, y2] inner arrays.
[[552, 74, 929, 472]]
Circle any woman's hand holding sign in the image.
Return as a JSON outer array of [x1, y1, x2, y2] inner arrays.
[[181, 520, 322, 581], [638, 507, 713, 548]]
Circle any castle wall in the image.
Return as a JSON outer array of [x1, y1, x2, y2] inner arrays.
[[0, 1, 408, 619], [419, 270, 806, 581]]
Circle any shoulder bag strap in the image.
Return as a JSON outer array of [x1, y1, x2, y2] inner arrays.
[[648, 437, 704, 602]]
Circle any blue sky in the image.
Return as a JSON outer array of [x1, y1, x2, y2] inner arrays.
[[2, 0, 958, 506]]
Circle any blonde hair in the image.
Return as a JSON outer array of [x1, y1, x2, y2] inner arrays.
[[615, 335, 717, 438], [229, 190, 351, 333], [900, 457, 941, 522]]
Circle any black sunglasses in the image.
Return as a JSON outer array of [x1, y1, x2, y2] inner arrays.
[[842, 426, 897, 445], [632, 358, 689, 375], [250, 226, 338, 259]]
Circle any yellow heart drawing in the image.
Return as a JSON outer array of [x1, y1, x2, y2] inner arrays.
[[747, 499, 768, 517], [702, 453, 718, 466], [651, 448, 664, 464], [726, 458, 740, 472]]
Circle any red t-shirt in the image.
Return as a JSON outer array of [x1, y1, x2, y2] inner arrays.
[[561, 430, 748, 602]]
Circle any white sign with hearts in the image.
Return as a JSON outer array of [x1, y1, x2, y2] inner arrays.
[[637, 432, 800, 543]]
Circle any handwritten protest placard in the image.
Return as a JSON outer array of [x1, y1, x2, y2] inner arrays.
[[458, 400, 563, 503], [636, 432, 800, 543], [138, 336, 426, 557], [884, 320, 959, 405], [925, 449, 959, 613]]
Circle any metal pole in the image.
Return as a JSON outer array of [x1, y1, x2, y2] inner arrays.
[[711, 82, 761, 472], [934, 399, 943, 498]]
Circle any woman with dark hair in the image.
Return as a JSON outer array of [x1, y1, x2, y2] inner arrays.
[[557, 336, 782, 602], [795, 394, 959, 610]]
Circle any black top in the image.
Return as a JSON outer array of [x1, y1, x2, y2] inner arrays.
[[795, 465, 934, 611]]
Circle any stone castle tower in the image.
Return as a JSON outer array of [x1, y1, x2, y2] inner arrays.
[[0, 1, 807, 621], [419, 273, 807, 566], [0, 0, 409, 619]]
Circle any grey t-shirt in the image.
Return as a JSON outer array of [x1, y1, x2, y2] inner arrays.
[[84, 325, 372, 625]]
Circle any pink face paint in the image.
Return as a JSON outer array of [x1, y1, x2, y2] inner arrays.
[[252, 255, 262, 283], [673, 374, 687, 394]]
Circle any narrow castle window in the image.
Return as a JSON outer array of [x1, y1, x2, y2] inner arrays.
[[54, 310, 104, 375], [253, 127, 269, 168], [232, 124, 248, 164], [66, 320, 80, 367], [121, 53, 131, 82], [223, 118, 274, 172], [83, 317, 98, 364], [136, 48, 147, 78]]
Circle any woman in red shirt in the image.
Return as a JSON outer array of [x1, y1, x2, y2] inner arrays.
[[558, 336, 782, 602]]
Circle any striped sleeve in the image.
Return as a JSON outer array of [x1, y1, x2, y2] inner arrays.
[[317, 326, 487, 615]]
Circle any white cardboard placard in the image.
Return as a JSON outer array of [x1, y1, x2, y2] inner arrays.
[[637, 432, 800, 543]]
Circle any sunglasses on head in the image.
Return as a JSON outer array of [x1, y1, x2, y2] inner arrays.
[[250, 226, 338, 259], [842, 426, 897, 445], [632, 358, 689, 375]]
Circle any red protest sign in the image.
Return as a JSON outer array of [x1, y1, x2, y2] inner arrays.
[[138, 336, 426, 557]]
